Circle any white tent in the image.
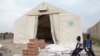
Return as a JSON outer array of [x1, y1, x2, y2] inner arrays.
[[14, 2, 83, 48]]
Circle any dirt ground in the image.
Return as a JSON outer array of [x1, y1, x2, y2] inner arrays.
[[0, 38, 26, 56], [0, 38, 100, 56]]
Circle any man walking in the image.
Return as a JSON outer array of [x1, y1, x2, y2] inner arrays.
[[83, 34, 95, 56]]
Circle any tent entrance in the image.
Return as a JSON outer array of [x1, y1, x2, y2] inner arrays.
[[36, 14, 54, 43]]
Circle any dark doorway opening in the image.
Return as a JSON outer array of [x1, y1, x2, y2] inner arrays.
[[36, 14, 54, 43]]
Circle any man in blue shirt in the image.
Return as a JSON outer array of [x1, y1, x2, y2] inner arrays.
[[83, 34, 95, 56]]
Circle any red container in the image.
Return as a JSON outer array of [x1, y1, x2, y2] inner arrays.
[[28, 54, 37, 56], [27, 42, 38, 48], [28, 51, 38, 55], [38, 39, 45, 44], [22, 48, 28, 56], [28, 47, 39, 49], [29, 39, 38, 43], [39, 46, 45, 49], [22, 38, 40, 56], [23, 55, 28, 56], [38, 39, 45, 49]]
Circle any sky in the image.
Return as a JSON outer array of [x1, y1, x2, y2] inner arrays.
[[0, 0, 100, 33]]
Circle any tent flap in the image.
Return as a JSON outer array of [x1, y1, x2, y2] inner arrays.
[[14, 16, 38, 44]]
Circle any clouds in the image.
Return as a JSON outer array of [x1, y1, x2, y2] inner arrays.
[[54, 0, 100, 32], [0, 0, 100, 33], [0, 0, 28, 32]]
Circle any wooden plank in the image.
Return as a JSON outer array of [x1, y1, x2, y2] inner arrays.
[[28, 12, 59, 16]]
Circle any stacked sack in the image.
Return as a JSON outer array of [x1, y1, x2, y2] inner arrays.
[[28, 39, 39, 56], [22, 39, 39, 56], [22, 39, 46, 56], [38, 39, 45, 49], [22, 47, 28, 56]]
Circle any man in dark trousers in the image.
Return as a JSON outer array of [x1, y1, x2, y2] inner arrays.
[[71, 36, 83, 56], [83, 34, 95, 56]]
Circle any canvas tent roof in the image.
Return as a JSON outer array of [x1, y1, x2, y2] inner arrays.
[[14, 2, 82, 49], [16, 2, 77, 17]]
